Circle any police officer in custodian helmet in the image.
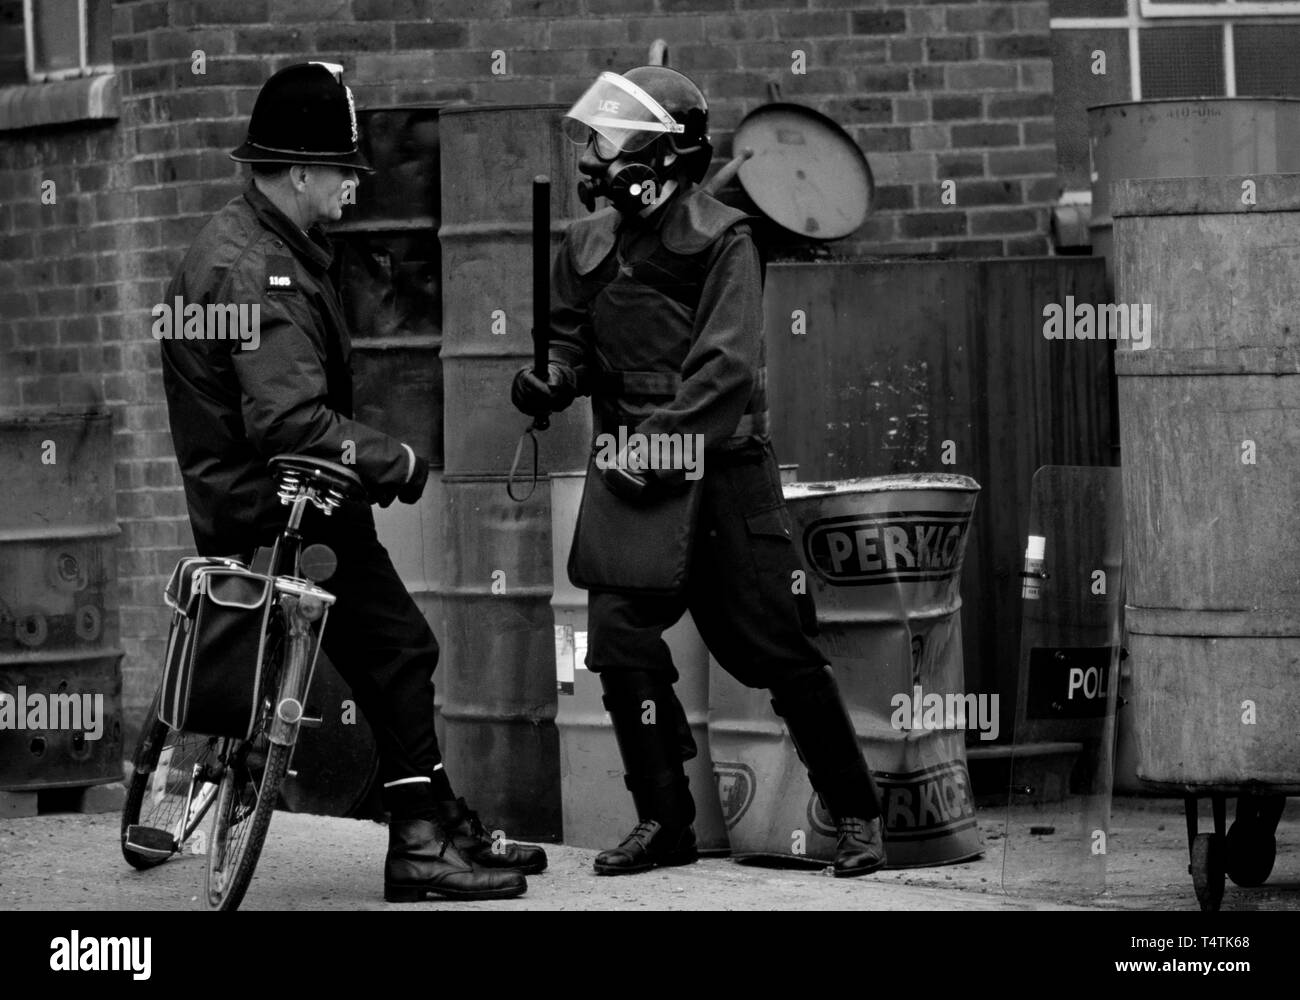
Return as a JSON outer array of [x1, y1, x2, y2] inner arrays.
[[162, 63, 546, 902]]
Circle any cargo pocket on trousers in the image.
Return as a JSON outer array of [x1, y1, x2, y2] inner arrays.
[[743, 504, 792, 542], [743, 504, 820, 637]]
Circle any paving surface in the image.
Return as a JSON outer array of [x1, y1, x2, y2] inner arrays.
[[2, 794, 1299, 911]]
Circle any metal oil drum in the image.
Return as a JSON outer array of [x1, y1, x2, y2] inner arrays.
[[1114, 174, 1300, 791], [330, 103, 449, 757], [0, 409, 124, 789], [1089, 98, 1300, 293], [709, 474, 984, 868], [435, 103, 590, 840], [550, 471, 728, 853]]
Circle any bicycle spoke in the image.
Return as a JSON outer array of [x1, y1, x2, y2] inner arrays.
[[130, 732, 221, 856]]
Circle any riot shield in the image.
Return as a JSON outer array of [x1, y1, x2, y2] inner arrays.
[[1002, 466, 1122, 899]]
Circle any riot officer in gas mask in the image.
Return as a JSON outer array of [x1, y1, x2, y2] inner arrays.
[[511, 67, 887, 878]]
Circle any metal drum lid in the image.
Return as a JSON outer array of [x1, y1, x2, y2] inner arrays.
[[734, 103, 873, 240], [784, 472, 980, 500]]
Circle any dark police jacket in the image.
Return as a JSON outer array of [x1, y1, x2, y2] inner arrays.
[[548, 181, 769, 452], [160, 182, 412, 556]]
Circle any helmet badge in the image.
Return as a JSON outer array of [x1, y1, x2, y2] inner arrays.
[[345, 84, 358, 145]]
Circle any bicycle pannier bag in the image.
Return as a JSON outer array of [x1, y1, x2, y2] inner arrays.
[[159, 559, 274, 739]]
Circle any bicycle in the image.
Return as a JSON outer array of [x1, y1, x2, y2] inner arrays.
[[120, 454, 363, 910]]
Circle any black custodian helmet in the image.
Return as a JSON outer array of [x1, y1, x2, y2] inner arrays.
[[620, 66, 712, 182], [230, 62, 373, 172]]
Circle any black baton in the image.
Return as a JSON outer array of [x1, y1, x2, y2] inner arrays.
[[507, 175, 552, 502], [531, 175, 551, 431]]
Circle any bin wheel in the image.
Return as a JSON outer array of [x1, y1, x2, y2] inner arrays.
[[1189, 833, 1225, 912], [1225, 819, 1276, 888]]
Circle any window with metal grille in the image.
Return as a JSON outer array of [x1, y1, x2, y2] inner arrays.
[[24, 0, 112, 82], [1138, 26, 1225, 97], [1142, 1, 1300, 17], [1235, 23, 1300, 92], [1050, 0, 1300, 191]]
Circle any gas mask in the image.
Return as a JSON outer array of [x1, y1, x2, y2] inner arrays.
[[577, 139, 677, 215], [564, 72, 688, 216]]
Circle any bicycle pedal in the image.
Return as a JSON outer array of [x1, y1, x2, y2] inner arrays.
[[125, 824, 178, 858]]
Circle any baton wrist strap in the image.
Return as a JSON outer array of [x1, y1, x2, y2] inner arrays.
[[506, 421, 541, 503]]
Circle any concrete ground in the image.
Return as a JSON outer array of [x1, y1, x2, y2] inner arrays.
[[2, 794, 1299, 911]]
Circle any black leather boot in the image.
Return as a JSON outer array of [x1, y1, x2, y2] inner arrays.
[[833, 816, 887, 878], [772, 666, 887, 878], [432, 797, 548, 874], [592, 670, 699, 876], [593, 773, 698, 875], [382, 781, 526, 901]]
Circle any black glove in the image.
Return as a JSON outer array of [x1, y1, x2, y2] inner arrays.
[[510, 363, 578, 417], [600, 462, 653, 503], [398, 453, 430, 505], [598, 445, 689, 504]]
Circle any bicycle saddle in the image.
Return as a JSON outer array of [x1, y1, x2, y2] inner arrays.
[[268, 454, 365, 499]]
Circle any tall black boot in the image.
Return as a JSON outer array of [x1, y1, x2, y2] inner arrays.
[[771, 665, 887, 878], [593, 670, 698, 876], [382, 780, 527, 901]]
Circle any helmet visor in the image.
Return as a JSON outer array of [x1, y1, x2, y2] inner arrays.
[[562, 72, 685, 155]]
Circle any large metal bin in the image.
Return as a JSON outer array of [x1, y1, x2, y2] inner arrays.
[[1114, 173, 1300, 909], [708, 474, 984, 868]]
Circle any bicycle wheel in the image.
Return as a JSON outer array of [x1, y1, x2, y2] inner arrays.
[[203, 605, 295, 910], [121, 686, 223, 870], [204, 737, 293, 909]]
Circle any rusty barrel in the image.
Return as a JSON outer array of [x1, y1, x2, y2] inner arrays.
[[1089, 98, 1300, 293], [0, 409, 124, 789], [709, 474, 984, 867], [302, 105, 449, 812], [437, 104, 589, 839], [550, 471, 729, 853], [1114, 175, 1300, 791], [331, 102, 443, 427], [333, 104, 445, 467]]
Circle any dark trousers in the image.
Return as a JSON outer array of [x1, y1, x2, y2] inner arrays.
[[264, 501, 443, 788], [586, 441, 882, 820], [588, 441, 824, 689]]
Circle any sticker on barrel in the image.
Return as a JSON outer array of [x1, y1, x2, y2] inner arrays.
[[713, 762, 757, 829], [802, 510, 970, 585]]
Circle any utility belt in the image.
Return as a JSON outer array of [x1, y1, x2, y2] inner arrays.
[[593, 366, 769, 445]]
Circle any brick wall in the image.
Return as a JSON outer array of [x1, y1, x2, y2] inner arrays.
[[0, 0, 1057, 744]]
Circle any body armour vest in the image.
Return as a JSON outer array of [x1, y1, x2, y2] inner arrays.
[[565, 186, 770, 445]]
